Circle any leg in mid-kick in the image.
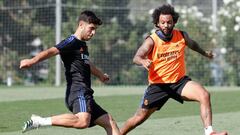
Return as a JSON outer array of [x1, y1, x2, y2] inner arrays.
[[181, 81, 228, 135]]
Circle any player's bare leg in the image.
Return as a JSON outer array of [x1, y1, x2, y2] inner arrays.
[[22, 112, 91, 133], [181, 81, 228, 135], [94, 114, 121, 135], [120, 108, 156, 135], [51, 112, 91, 128]]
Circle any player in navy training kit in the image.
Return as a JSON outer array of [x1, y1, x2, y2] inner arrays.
[[55, 34, 108, 127], [20, 10, 121, 135]]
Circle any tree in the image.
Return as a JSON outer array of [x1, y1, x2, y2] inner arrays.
[[175, 6, 213, 85], [0, 0, 68, 85], [217, 0, 240, 85]]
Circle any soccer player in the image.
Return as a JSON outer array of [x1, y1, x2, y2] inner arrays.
[[120, 4, 228, 135], [20, 10, 121, 135]]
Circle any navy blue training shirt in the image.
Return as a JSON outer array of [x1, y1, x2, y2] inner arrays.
[[55, 35, 91, 88]]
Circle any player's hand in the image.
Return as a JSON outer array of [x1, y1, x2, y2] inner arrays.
[[205, 50, 214, 59], [142, 59, 152, 70], [19, 59, 33, 69], [100, 73, 110, 83]]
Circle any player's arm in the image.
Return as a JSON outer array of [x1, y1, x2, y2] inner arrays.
[[133, 37, 154, 70], [89, 61, 109, 83], [20, 47, 59, 69], [182, 31, 213, 59]]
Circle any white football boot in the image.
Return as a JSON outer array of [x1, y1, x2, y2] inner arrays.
[[22, 114, 42, 133]]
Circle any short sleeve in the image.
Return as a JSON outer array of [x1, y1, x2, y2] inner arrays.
[[55, 35, 75, 52]]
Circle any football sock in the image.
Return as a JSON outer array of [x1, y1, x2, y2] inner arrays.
[[205, 126, 213, 135], [40, 117, 52, 126]]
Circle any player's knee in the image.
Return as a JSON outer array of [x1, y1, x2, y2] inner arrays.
[[105, 114, 117, 127], [107, 114, 114, 121], [200, 90, 210, 102], [73, 120, 90, 129], [108, 115, 117, 125]]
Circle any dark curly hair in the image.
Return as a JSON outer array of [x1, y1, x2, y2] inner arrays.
[[152, 4, 179, 28], [78, 10, 102, 25]]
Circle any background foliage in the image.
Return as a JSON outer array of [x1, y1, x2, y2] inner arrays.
[[0, 0, 239, 86]]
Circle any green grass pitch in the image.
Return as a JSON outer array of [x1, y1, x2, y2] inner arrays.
[[0, 86, 239, 135]]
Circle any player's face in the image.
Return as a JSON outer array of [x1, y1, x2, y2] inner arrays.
[[80, 21, 98, 41], [157, 14, 174, 36]]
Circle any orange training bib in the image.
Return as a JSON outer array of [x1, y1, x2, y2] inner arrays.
[[148, 29, 186, 84]]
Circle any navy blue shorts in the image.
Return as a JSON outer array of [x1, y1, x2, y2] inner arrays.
[[65, 85, 107, 127], [141, 76, 191, 110]]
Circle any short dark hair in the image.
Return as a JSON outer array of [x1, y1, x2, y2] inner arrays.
[[78, 10, 102, 25], [152, 4, 179, 27]]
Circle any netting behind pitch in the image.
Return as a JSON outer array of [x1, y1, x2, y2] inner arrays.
[[0, 0, 239, 86]]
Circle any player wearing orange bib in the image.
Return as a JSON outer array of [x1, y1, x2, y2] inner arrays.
[[120, 4, 228, 135], [148, 29, 186, 83]]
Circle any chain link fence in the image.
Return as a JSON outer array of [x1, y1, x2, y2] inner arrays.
[[0, 0, 239, 86]]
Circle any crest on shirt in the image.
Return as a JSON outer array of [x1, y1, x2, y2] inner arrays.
[[144, 99, 149, 105], [80, 47, 84, 52]]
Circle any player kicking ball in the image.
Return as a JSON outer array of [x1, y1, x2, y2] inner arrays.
[[20, 10, 121, 135], [120, 4, 227, 135]]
